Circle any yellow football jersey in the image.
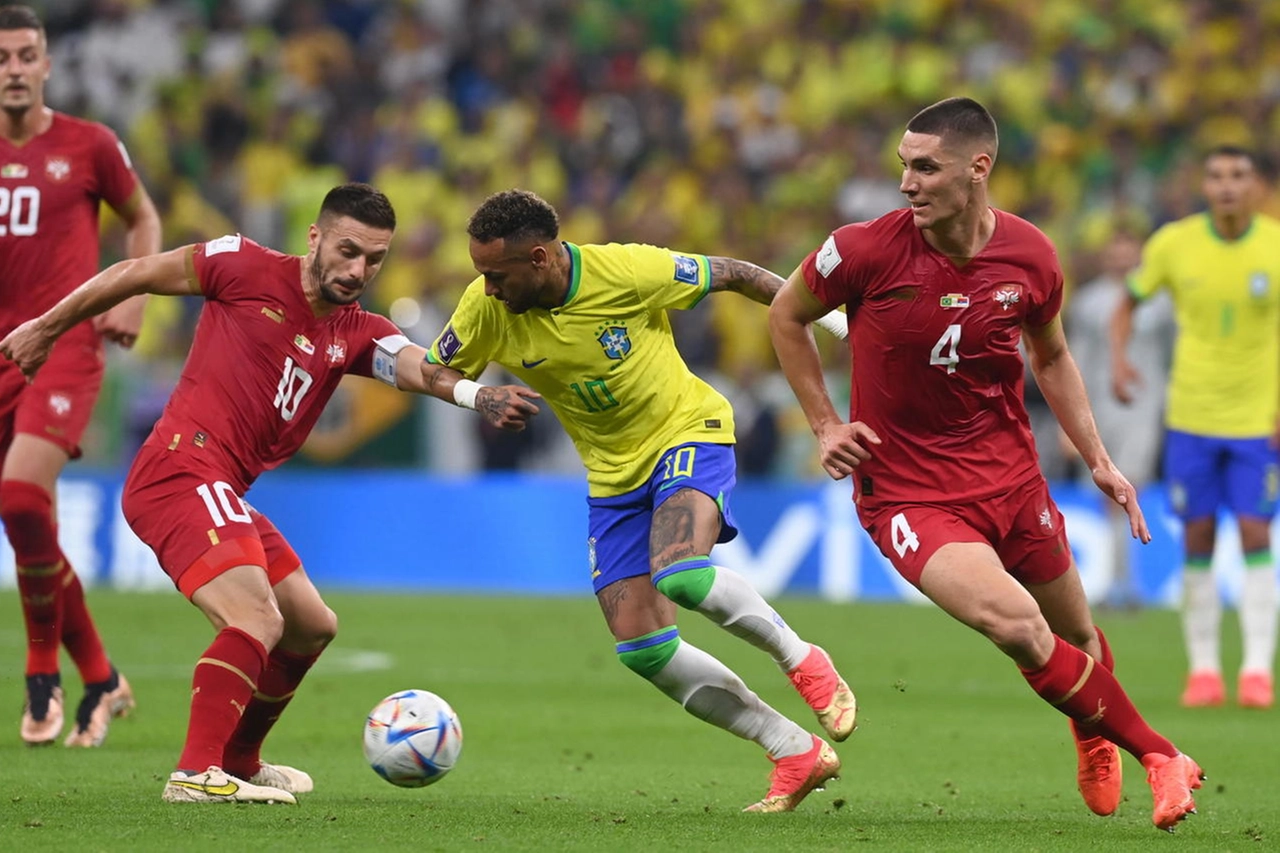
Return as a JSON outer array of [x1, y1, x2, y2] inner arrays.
[[427, 242, 736, 496], [1129, 213, 1280, 437]]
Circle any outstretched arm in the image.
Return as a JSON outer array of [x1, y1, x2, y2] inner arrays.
[[94, 185, 165, 348], [768, 267, 879, 479], [0, 245, 198, 378], [417, 359, 541, 432], [1025, 316, 1150, 542], [708, 255, 847, 339], [1109, 291, 1143, 404]]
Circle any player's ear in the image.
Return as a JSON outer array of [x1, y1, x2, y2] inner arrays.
[[306, 223, 321, 253], [529, 243, 548, 269], [970, 150, 993, 184]]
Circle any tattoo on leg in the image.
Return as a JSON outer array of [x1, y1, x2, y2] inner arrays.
[[650, 493, 699, 571], [600, 582, 629, 626]]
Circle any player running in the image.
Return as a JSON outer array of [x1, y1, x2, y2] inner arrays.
[[2, 184, 441, 803], [417, 188, 856, 813], [769, 97, 1203, 831]]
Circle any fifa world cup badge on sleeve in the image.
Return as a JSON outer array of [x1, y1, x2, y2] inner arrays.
[[816, 235, 841, 278], [673, 255, 700, 285]]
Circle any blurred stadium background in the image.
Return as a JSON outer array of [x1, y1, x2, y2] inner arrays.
[[5, 0, 1280, 602]]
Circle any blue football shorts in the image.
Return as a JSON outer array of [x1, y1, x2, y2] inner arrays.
[[1163, 429, 1280, 521], [586, 442, 740, 593]]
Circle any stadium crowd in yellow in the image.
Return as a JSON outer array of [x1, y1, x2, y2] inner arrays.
[[53, 0, 1279, 466]]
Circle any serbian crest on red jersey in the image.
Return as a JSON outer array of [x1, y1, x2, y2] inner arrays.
[[45, 156, 71, 182], [326, 341, 347, 366], [1038, 507, 1053, 529], [993, 285, 1022, 310]]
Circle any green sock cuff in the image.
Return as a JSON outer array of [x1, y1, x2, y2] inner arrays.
[[653, 559, 716, 609], [1184, 556, 1213, 571], [1243, 550, 1273, 569], [616, 627, 680, 679]]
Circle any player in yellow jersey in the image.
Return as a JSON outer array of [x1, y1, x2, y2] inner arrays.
[[420, 189, 855, 812], [1112, 146, 1280, 709]]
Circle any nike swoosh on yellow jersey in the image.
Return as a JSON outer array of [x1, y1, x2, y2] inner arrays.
[[521, 358, 547, 368], [169, 778, 240, 796]]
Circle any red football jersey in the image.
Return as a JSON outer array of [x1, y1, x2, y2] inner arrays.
[[801, 208, 1063, 507], [0, 113, 138, 337], [143, 235, 400, 491]]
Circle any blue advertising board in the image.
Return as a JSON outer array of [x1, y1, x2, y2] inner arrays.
[[0, 471, 1268, 607]]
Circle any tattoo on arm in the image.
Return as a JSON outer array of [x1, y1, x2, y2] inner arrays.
[[708, 256, 784, 306]]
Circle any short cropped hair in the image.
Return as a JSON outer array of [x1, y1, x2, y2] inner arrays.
[[0, 4, 44, 34], [318, 183, 396, 231], [906, 97, 999, 158], [1203, 144, 1259, 171], [467, 189, 560, 245]]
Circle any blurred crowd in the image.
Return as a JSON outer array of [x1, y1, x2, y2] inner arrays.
[[42, 0, 1280, 476]]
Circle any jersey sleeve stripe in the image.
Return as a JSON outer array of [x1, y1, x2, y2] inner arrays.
[[686, 254, 713, 308]]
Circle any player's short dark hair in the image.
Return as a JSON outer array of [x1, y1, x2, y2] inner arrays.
[[467, 189, 560, 245], [0, 4, 44, 34], [318, 183, 396, 231], [1203, 144, 1259, 171], [906, 97, 999, 158]]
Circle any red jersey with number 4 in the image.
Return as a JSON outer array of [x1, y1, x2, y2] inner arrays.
[[143, 235, 399, 491], [0, 112, 138, 336], [801, 207, 1063, 508]]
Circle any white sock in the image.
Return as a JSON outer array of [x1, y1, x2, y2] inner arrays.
[[1182, 568, 1221, 674], [1240, 565, 1278, 674], [649, 641, 811, 759], [697, 566, 811, 671]]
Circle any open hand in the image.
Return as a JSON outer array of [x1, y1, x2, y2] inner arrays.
[[1092, 462, 1151, 543], [477, 385, 542, 431]]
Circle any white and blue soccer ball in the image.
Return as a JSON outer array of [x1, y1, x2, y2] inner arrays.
[[362, 689, 463, 788]]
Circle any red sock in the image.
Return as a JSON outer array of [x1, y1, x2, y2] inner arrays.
[[1071, 626, 1114, 742], [223, 647, 322, 779], [2, 481, 64, 675], [1023, 634, 1176, 760], [177, 627, 268, 773], [16, 561, 63, 675], [59, 560, 113, 684]]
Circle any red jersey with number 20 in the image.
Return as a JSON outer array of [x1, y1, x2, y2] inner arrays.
[[801, 208, 1063, 508], [0, 113, 138, 335], [143, 235, 399, 491]]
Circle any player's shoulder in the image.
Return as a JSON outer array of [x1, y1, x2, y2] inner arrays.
[[1145, 213, 1206, 249], [992, 209, 1056, 253], [832, 207, 916, 249], [1253, 214, 1280, 237], [48, 112, 123, 153]]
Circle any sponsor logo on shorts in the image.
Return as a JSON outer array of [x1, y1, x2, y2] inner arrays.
[[1039, 508, 1053, 530], [48, 393, 71, 417], [588, 536, 598, 578], [673, 255, 700, 285], [437, 325, 462, 364]]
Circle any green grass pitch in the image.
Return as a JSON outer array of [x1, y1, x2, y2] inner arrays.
[[0, 591, 1274, 851]]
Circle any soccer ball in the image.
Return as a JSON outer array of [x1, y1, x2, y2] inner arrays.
[[362, 689, 463, 788]]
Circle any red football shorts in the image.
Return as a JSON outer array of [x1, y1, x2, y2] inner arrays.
[[122, 443, 301, 599], [858, 476, 1071, 588], [0, 326, 104, 459]]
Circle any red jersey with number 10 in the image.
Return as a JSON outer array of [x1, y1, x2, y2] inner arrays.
[[142, 235, 399, 492], [0, 112, 138, 337], [801, 208, 1064, 508]]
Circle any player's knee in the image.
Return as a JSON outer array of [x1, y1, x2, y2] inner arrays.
[[652, 557, 715, 609], [219, 598, 285, 650], [616, 627, 681, 679], [978, 610, 1045, 659], [291, 605, 338, 652], [0, 480, 59, 564]]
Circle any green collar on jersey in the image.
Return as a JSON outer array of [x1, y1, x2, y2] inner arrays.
[[1205, 212, 1255, 244], [562, 242, 583, 308]]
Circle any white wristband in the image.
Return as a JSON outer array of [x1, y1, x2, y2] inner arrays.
[[453, 379, 483, 410], [814, 309, 848, 340]]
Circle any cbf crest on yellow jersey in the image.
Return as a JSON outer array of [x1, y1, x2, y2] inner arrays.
[[427, 242, 735, 496], [1129, 213, 1280, 437]]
